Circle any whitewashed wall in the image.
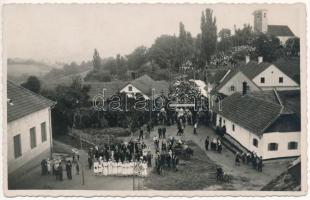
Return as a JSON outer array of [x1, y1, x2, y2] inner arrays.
[[262, 131, 300, 160], [252, 64, 299, 90], [216, 114, 262, 156], [218, 71, 260, 96], [120, 84, 149, 99], [7, 108, 52, 174]]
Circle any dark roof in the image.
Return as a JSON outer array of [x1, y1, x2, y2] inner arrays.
[[274, 58, 300, 84], [268, 25, 295, 37], [277, 90, 300, 117], [85, 81, 127, 100], [265, 114, 300, 133], [207, 69, 229, 84], [214, 90, 301, 135], [239, 61, 272, 79], [7, 81, 55, 122], [214, 92, 282, 135], [130, 74, 169, 96]]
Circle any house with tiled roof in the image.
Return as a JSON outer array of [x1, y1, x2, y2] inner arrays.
[[86, 74, 169, 102], [213, 89, 300, 160], [253, 9, 296, 44], [211, 57, 300, 97], [7, 81, 56, 183]]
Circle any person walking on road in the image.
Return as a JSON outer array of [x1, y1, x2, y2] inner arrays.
[[205, 136, 210, 151]]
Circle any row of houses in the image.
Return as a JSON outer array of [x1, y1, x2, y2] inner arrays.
[[209, 56, 301, 160]]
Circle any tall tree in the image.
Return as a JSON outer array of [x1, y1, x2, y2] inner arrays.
[[200, 9, 217, 66], [177, 22, 194, 72], [93, 49, 101, 71], [21, 76, 41, 93]]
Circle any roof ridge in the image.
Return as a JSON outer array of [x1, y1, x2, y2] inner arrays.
[[8, 80, 55, 105], [246, 92, 282, 108]]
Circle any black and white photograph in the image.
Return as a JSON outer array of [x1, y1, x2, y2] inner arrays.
[[1, 2, 307, 196]]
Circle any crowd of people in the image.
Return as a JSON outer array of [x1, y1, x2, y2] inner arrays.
[[87, 139, 153, 177], [235, 151, 264, 172], [40, 157, 78, 181], [93, 159, 148, 177], [204, 136, 223, 153]]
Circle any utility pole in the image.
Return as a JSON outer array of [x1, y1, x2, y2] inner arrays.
[[79, 133, 85, 185], [132, 139, 135, 190]]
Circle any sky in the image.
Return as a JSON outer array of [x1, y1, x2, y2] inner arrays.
[[3, 4, 305, 64]]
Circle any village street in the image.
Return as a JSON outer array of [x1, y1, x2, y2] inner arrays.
[[9, 123, 291, 190]]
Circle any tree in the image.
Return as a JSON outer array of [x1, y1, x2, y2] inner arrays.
[[21, 76, 41, 93], [200, 9, 217, 65], [177, 22, 194, 71], [93, 49, 101, 71], [126, 46, 148, 70], [218, 28, 231, 40], [149, 35, 178, 70], [285, 37, 300, 57], [253, 33, 281, 62]]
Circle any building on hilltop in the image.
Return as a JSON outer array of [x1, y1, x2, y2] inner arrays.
[[253, 9, 296, 44], [7, 81, 56, 185]]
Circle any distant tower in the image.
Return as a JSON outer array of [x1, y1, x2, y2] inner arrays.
[[253, 9, 268, 33]]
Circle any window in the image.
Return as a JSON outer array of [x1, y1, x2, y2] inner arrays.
[[230, 85, 235, 91], [260, 77, 265, 83], [30, 127, 37, 149], [232, 124, 235, 131], [253, 138, 258, 147], [128, 86, 133, 91], [223, 120, 225, 124], [41, 122, 47, 142], [279, 77, 283, 83], [288, 142, 298, 150], [268, 143, 278, 151], [264, 13, 266, 18], [13, 134, 22, 159]]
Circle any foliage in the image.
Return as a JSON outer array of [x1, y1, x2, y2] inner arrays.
[[200, 8, 217, 65], [93, 49, 101, 71], [177, 22, 194, 70], [149, 35, 178, 70], [253, 33, 282, 62], [21, 76, 41, 93], [285, 37, 300, 57], [84, 70, 112, 82], [126, 46, 149, 70]]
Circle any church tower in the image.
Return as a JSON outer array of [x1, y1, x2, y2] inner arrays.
[[253, 9, 268, 33]]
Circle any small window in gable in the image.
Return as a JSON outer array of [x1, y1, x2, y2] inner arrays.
[[232, 124, 235, 131], [279, 77, 283, 83], [260, 77, 265, 83], [128, 86, 133, 91], [230, 85, 235, 91]]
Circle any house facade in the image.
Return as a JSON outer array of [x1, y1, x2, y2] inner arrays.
[[211, 58, 300, 97], [214, 90, 300, 160], [7, 81, 55, 183]]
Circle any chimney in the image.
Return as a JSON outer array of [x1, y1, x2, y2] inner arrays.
[[245, 55, 250, 64], [258, 56, 263, 64]]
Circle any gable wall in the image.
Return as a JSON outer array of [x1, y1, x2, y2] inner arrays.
[[218, 72, 260, 96], [252, 64, 299, 89]]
